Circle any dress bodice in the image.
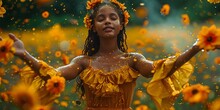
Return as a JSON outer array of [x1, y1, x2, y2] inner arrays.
[[80, 65, 140, 110]]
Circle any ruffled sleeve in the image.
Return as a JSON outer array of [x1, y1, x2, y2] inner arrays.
[[146, 56, 193, 110], [19, 61, 61, 105]]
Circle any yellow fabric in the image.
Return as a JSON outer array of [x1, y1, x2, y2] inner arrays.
[[147, 56, 193, 110], [19, 61, 60, 105], [80, 65, 140, 109]]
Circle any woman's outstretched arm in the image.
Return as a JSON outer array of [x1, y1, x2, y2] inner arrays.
[[167, 42, 220, 77], [7, 33, 85, 80]]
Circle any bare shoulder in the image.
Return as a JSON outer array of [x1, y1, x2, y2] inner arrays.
[[127, 52, 146, 60], [70, 55, 91, 69]]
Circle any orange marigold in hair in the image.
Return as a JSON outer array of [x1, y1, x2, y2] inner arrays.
[[196, 25, 220, 51], [182, 84, 210, 104], [46, 76, 65, 94]]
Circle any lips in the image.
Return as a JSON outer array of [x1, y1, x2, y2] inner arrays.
[[103, 26, 114, 32]]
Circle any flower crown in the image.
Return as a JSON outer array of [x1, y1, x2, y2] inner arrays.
[[83, 0, 130, 29]]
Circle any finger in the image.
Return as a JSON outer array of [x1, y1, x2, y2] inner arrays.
[[0, 37, 2, 41], [8, 33, 19, 41]]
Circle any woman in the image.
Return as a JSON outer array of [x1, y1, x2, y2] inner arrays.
[[2, 0, 220, 110]]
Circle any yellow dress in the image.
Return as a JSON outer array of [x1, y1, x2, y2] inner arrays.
[[19, 56, 193, 110]]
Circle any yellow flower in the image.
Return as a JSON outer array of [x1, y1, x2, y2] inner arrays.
[[207, 0, 220, 4], [181, 14, 190, 26], [0, 38, 15, 64], [160, 4, 170, 16], [135, 105, 149, 110], [196, 25, 220, 51], [0, 0, 6, 17], [11, 83, 39, 110], [182, 84, 210, 104], [46, 76, 65, 94]]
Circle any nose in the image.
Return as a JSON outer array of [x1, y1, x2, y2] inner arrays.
[[105, 17, 111, 25]]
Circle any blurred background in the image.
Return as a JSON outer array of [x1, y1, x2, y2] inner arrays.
[[0, 0, 220, 110]]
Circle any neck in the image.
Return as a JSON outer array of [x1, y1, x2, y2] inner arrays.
[[97, 37, 121, 56]]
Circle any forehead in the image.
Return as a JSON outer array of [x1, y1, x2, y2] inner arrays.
[[96, 5, 118, 15]]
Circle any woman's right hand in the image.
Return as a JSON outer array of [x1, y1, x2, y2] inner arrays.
[[8, 33, 27, 58]]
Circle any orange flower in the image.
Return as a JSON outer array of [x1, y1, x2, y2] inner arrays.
[[181, 14, 190, 26], [135, 105, 149, 110], [0, 0, 6, 17], [46, 76, 65, 94], [83, 14, 92, 29], [0, 38, 15, 64], [55, 51, 61, 57], [86, 0, 103, 10], [214, 57, 220, 64], [11, 83, 39, 110], [42, 11, 50, 18], [160, 4, 170, 16], [196, 25, 220, 51], [182, 84, 210, 104], [207, 0, 220, 4]]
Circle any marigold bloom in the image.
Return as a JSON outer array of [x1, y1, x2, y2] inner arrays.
[[160, 4, 170, 16], [181, 14, 190, 26], [207, 0, 220, 4], [42, 11, 50, 18], [86, 0, 103, 10], [196, 25, 220, 50], [135, 105, 149, 110], [11, 83, 39, 110], [55, 51, 61, 57], [0, 0, 6, 17], [0, 38, 15, 64], [46, 76, 65, 94], [182, 84, 210, 104]]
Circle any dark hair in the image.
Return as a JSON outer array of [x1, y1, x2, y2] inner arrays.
[[76, 1, 128, 101]]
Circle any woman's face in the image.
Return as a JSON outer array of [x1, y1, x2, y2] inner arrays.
[[93, 5, 123, 38]]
